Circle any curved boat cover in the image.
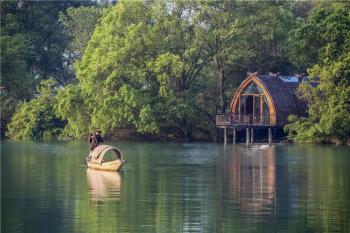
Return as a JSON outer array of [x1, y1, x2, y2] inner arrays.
[[88, 145, 123, 164]]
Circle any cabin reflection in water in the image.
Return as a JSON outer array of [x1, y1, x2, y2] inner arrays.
[[229, 146, 276, 215], [86, 169, 121, 202]]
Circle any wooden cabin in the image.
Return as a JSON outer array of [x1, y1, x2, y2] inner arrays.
[[216, 73, 307, 144]]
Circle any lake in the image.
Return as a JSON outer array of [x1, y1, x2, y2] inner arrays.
[[1, 141, 350, 233]]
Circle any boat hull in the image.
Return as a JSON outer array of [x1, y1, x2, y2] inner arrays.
[[87, 159, 124, 171]]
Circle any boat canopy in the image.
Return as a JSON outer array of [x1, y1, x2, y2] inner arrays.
[[89, 145, 123, 164]]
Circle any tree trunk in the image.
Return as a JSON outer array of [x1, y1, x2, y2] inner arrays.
[[215, 56, 225, 113]]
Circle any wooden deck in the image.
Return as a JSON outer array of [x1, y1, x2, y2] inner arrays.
[[216, 114, 276, 128]]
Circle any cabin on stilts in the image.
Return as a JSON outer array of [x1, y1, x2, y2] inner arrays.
[[216, 72, 307, 144]]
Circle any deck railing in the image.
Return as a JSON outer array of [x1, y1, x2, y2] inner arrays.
[[216, 114, 275, 126]]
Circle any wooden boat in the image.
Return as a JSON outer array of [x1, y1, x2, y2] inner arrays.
[[86, 145, 125, 171]]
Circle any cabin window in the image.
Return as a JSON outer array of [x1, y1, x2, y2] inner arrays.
[[254, 96, 261, 115], [237, 81, 270, 122], [239, 95, 246, 114], [243, 82, 262, 95], [263, 96, 269, 115]]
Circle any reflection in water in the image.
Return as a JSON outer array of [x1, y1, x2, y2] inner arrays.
[[229, 145, 276, 217], [86, 169, 121, 202], [2, 141, 350, 233]]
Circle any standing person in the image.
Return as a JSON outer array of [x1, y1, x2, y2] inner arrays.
[[87, 133, 97, 162], [88, 132, 98, 152], [88, 130, 104, 152], [94, 130, 104, 146]]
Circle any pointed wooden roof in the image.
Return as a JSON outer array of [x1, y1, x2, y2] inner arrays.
[[230, 74, 307, 126]]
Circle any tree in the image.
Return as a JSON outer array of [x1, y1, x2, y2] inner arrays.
[[195, 1, 295, 112], [0, 94, 20, 138], [288, 2, 350, 72], [56, 0, 300, 140], [57, 0, 214, 140], [59, 6, 103, 61], [194, 1, 239, 113], [0, 1, 93, 137], [285, 2, 350, 143], [1, 1, 35, 99], [0, 1, 94, 95], [7, 79, 65, 140]]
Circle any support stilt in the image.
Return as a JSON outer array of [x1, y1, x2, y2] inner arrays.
[[246, 128, 250, 144], [224, 127, 227, 143], [233, 128, 236, 144], [250, 128, 254, 144], [268, 128, 272, 145]]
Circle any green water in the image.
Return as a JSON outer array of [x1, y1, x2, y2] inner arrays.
[[1, 141, 350, 233]]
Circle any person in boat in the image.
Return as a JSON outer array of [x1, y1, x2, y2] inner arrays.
[[87, 130, 104, 162], [88, 133, 96, 152], [88, 130, 104, 151], [95, 130, 104, 145]]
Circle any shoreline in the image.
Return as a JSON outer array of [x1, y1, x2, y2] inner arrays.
[[2, 137, 349, 146]]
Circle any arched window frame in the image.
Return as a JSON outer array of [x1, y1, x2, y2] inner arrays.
[[229, 76, 276, 125]]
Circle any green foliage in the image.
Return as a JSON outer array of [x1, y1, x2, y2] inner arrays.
[[55, 85, 90, 139], [0, 34, 33, 99], [285, 2, 350, 144], [56, 0, 299, 140], [0, 94, 21, 138], [4, 0, 349, 143], [136, 105, 159, 133], [0, 1, 79, 87], [194, 1, 295, 111], [0, 1, 92, 136], [7, 79, 65, 140], [288, 2, 350, 71], [58, 0, 213, 139], [285, 115, 325, 143], [59, 6, 103, 59]]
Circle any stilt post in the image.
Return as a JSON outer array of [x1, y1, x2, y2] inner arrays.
[[250, 128, 254, 144], [233, 128, 236, 144], [268, 128, 272, 145], [246, 128, 250, 144], [224, 127, 227, 143]]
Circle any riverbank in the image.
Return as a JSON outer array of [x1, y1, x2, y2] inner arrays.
[[2, 128, 349, 145]]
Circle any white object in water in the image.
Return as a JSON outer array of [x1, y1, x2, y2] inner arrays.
[[259, 145, 269, 149]]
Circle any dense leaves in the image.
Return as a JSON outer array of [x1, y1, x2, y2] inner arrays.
[[59, 6, 103, 61], [0, 0, 91, 136], [55, 0, 299, 140], [285, 2, 350, 144], [7, 79, 65, 140], [1, 1, 78, 90], [3, 0, 349, 143], [1, 1, 102, 138], [57, 0, 214, 140]]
